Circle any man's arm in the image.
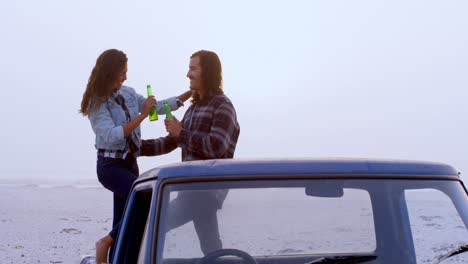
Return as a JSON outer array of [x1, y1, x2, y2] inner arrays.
[[140, 136, 178, 156]]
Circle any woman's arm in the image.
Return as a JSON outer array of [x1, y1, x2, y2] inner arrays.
[[156, 90, 191, 114], [177, 90, 192, 103], [123, 96, 156, 137]]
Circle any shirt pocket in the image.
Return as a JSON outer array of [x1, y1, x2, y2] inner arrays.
[[125, 96, 137, 107], [125, 97, 140, 117], [107, 102, 126, 125], [107, 100, 120, 110]]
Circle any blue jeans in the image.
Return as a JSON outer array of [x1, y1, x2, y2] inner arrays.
[[96, 155, 139, 259]]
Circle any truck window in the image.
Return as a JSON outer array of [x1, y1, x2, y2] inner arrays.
[[406, 188, 468, 263], [159, 180, 375, 259], [137, 196, 152, 263]]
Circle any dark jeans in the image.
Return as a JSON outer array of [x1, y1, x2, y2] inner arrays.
[[165, 191, 227, 255], [96, 154, 139, 259]]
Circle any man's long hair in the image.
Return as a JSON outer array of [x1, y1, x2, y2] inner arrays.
[[80, 49, 127, 116], [191, 50, 223, 105]]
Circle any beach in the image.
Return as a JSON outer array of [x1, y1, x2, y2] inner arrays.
[[1, 181, 467, 263], [0, 181, 111, 264]]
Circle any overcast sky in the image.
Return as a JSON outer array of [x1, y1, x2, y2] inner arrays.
[[1, 0, 467, 182]]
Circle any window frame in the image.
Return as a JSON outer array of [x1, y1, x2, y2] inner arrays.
[[112, 181, 154, 263]]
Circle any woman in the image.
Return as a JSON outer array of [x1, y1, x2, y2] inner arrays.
[[80, 49, 190, 263]]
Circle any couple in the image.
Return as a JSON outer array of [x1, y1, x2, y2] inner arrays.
[[80, 49, 240, 263]]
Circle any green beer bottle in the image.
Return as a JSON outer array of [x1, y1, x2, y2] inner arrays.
[[163, 101, 174, 120], [146, 84, 158, 121]]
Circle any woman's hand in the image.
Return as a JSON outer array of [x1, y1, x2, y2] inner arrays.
[[142, 96, 156, 116], [123, 96, 156, 138]]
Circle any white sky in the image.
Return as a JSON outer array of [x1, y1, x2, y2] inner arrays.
[[0, 0, 467, 182]]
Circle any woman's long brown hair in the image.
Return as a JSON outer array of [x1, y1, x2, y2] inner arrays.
[[191, 50, 223, 105], [80, 49, 127, 116]]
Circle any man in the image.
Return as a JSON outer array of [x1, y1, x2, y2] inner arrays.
[[141, 50, 240, 255]]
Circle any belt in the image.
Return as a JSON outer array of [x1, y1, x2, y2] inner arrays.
[[97, 148, 131, 154]]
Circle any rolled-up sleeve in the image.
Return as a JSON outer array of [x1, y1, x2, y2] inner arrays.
[[140, 136, 177, 156], [89, 104, 124, 145], [124, 86, 182, 115]]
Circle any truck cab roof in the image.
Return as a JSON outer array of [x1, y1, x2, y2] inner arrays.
[[138, 158, 460, 183]]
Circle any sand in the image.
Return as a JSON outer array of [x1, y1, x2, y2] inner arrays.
[[0, 182, 111, 264]]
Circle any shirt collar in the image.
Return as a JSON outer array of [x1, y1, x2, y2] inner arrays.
[[111, 89, 122, 99]]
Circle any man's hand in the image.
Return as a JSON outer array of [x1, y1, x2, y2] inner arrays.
[[165, 117, 182, 137]]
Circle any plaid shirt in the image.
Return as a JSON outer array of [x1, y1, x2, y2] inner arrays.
[[141, 94, 240, 161]]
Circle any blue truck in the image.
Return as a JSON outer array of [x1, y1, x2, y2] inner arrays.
[[83, 158, 468, 263]]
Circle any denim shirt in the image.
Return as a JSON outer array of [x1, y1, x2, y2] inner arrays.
[[88, 85, 182, 158]]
